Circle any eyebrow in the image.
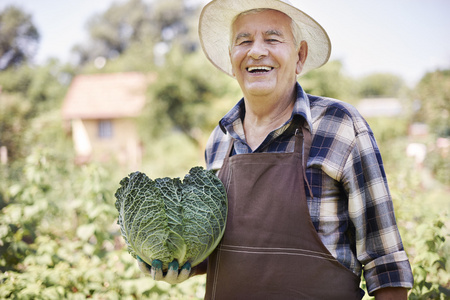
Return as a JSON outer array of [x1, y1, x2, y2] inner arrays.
[[234, 30, 285, 44], [234, 32, 252, 43], [265, 30, 284, 37]]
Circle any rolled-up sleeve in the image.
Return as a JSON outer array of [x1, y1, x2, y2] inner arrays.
[[342, 129, 414, 295], [364, 252, 414, 294]]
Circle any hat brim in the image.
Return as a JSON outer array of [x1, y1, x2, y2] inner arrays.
[[199, 0, 331, 77]]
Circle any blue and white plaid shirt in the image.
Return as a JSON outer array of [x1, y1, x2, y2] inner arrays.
[[204, 83, 413, 295]]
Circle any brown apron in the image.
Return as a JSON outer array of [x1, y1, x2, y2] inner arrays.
[[205, 124, 361, 300]]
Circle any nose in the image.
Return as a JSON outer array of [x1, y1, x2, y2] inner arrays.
[[248, 39, 268, 60]]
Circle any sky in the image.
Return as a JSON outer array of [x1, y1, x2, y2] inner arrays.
[[1, 0, 449, 86]]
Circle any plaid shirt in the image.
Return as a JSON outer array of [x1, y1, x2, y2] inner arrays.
[[204, 83, 413, 295]]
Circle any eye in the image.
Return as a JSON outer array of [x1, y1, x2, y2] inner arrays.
[[267, 39, 281, 44], [237, 40, 252, 46]]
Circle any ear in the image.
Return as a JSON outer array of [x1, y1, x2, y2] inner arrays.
[[296, 41, 308, 75]]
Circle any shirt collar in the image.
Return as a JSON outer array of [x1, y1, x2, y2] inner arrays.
[[219, 82, 313, 134]]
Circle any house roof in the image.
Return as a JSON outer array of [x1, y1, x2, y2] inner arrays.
[[356, 98, 403, 118], [62, 72, 155, 119]]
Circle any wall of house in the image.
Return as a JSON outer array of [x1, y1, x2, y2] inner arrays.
[[71, 118, 142, 169]]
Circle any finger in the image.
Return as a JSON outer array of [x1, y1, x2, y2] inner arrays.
[[178, 262, 191, 283], [136, 256, 151, 275], [151, 260, 164, 281], [164, 260, 180, 284]]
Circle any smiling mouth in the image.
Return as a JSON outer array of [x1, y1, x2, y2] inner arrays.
[[247, 66, 273, 73]]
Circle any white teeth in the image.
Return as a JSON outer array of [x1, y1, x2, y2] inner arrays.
[[248, 66, 272, 72]]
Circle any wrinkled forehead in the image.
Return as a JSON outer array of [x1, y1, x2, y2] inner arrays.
[[230, 9, 294, 39]]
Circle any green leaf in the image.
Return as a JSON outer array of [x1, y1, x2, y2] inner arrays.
[[115, 166, 227, 270]]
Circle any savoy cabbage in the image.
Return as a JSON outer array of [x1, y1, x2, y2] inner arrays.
[[115, 167, 227, 271]]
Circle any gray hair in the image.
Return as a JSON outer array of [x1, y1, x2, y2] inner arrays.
[[230, 8, 303, 50]]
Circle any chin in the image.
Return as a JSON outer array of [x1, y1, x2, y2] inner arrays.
[[244, 82, 277, 96]]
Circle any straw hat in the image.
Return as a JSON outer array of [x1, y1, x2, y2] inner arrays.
[[198, 0, 331, 77]]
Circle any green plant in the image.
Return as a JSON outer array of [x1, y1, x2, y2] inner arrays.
[[425, 147, 450, 186], [409, 216, 450, 299], [115, 167, 227, 270]]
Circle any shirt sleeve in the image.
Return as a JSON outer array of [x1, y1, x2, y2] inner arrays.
[[205, 125, 231, 171], [341, 128, 414, 295]]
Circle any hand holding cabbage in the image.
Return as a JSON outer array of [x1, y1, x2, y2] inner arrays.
[[136, 256, 193, 284], [114, 167, 227, 283]]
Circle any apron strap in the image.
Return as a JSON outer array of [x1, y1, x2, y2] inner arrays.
[[302, 126, 314, 199], [295, 124, 314, 199]]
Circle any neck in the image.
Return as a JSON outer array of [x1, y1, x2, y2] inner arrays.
[[243, 86, 296, 150]]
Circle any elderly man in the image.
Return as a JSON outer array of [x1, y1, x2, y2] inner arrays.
[[138, 0, 414, 299]]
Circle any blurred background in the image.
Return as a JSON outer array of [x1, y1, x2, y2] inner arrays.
[[0, 0, 448, 298]]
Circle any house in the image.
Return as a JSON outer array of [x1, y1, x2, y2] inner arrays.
[[62, 72, 155, 168], [356, 98, 403, 118]]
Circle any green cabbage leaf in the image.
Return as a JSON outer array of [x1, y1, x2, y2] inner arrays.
[[114, 166, 227, 270]]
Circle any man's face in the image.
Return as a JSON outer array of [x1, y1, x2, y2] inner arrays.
[[230, 9, 304, 99]]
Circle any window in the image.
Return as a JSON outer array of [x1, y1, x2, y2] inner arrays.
[[98, 120, 113, 138]]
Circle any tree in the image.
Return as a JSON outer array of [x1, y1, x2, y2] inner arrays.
[[0, 59, 69, 163], [72, 0, 200, 66], [357, 73, 405, 98], [0, 93, 31, 162], [414, 69, 450, 136], [79, 0, 152, 61], [142, 45, 239, 149], [0, 5, 40, 70], [300, 60, 357, 102]]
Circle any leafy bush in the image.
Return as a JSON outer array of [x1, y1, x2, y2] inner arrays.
[[409, 216, 450, 299], [424, 147, 450, 186], [0, 145, 206, 299]]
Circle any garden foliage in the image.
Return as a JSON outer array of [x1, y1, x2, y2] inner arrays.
[[0, 1, 448, 298]]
